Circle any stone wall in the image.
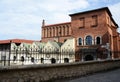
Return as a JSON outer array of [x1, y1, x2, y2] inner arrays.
[[0, 59, 120, 82]]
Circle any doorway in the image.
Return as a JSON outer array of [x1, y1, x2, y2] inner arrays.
[[84, 55, 94, 61]]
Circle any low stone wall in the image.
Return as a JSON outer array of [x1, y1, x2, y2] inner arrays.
[[0, 59, 120, 82]]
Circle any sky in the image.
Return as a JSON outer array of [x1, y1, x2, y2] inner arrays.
[[0, 0, 120, 40]]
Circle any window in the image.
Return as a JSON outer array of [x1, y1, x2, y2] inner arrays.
[[13, 56, 16, 61], [59, 27, 62, 36], [43, 29, 45, 37], [64, 58, 69, 63], [50, 28, 51, 37], [56, 27, 58, 36], [92, 15, 98, 27], [63, 26, 65, 36], [46, 28, 48, 37], [96, 37, 101, 44], [66, 25, 69, 35], [31, 57, 35, 63], [78, 38, 82, 45], [79, 17, 85, 28], [41, 58, 44, 63], [53, 27, 55, 37], [86, 35, 92, 45], [21, 56, 24, 62]]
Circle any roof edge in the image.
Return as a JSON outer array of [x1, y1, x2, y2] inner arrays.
[[69, 7, 110, 16], [44, 22, 71, 27]]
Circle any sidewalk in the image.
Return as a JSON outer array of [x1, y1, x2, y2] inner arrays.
[[55, 68, 120, 82]]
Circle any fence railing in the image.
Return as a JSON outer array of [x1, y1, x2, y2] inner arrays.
[[0, 48, 120, 66], [0, 48, 75, 66]]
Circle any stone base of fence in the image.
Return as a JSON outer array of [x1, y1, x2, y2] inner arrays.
[[0, 59, 120, 82]]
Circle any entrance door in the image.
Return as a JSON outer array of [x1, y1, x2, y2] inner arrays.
[[84, 55, 94, 61]]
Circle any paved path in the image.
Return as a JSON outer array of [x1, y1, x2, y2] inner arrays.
[[55, 68, 120, 82]]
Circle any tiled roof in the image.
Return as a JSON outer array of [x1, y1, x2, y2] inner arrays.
[[44, 22, 71, 27], [0, 39, 35, 44]]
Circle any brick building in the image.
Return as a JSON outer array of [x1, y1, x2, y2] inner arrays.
[[41, 21, 72, 43], [42, 7, 120, 61]]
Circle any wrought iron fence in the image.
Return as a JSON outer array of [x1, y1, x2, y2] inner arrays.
[[0, 48, 75, 66], [0, 47, 120, 66]]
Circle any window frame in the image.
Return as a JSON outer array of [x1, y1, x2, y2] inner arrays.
[[91, 15, 98, 27], [78, 38, 83, 46], [85, 35, 93, 45], [79, 17, 85, 28], [95, 36, 102, 45]]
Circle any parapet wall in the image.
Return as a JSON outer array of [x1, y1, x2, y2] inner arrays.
[[0, 59, 120, 82]]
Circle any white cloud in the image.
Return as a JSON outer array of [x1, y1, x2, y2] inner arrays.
[[0, 0, 90, 40], [39, 0, 89, 12], [0, 0, 120, 40]]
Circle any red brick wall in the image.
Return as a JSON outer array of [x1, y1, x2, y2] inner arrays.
[[41, 36, 71, 43], [41, 22, 72, 43], [71, 10, 108, 49], [41, 8, 120, 60], [70, 9, 119, 60]]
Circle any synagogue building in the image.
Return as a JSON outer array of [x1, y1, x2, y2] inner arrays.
[[41, 7, 120, 61]]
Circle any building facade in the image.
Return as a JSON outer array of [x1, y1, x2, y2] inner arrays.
[[41, 21, 72, 43], [41, 7, 120, 61], [0, 39, 75, 66]]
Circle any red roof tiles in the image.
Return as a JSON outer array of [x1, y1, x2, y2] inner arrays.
[[0, 39, 35, 44]]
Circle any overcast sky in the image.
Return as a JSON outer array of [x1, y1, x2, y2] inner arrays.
[[0, 0, 120, 40]]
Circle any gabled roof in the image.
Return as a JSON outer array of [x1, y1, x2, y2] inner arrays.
[[33, 42, 46, 48], [0, 39, 35, 44], [61, 38, 75, 48], [48, 41, 61, 48], [18, 42, 31, 49], [43, 41, 62, 49]]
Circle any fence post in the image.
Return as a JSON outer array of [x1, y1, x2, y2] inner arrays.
[[8, 40, 12, 66]]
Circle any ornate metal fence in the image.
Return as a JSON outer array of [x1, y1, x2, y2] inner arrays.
[[0, 48, 75, 66], [0, 47, 120, 66]]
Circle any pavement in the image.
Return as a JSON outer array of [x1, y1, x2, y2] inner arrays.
[[54, 68, 120, 82]]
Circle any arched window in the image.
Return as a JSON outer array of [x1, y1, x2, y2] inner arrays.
[[44, 29, 46, 37], [78, 38, 82, 45], [86, 35, 92, 45], [51, 58, 56, 64], [64, 58, 69, 63], [63, 26, 65, 36], [96, 37, 101, 44], [41, 58, 44, 63], [56, 27, 58, 36]]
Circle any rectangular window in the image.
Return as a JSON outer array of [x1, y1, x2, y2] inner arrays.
[[91, 15, 98, 27], [79, 17, 85, 28]]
